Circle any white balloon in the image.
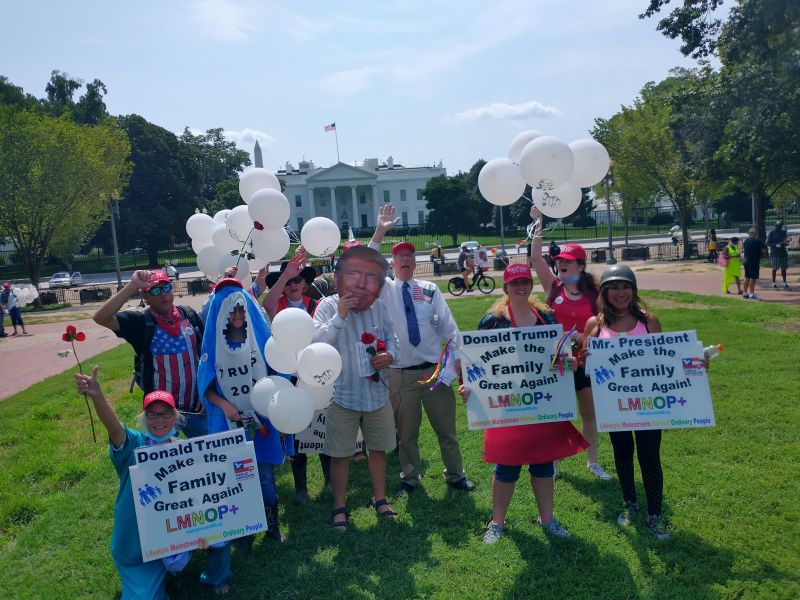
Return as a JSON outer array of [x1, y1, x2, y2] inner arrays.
[[519, 135, 574, 190], [478, 158, 526, 206], [27, 286, 39, 299], [508, 130, 545, 163], [297, 380, 335, 411], [297, 342, 342, 387], [251, 228, 290, 262], [569, 139, 611, 188], [227, 205, 254, 242], [213, 209, 231, 225], [264, 337, 298, 374], [268, 388, 314, 435], [239, 168, 281, 204], [218, 255, 250, 282], [300, 217, 340, 256], [249, 255, 269, 272], [251, 377, 278, 416], [192, 237, 212, 254], [532, 182, 583, 219], [272, 308, 314, 353], [12, 287, 22, 297], [197, 245, 225, 279], [269, 375, 294, 392], [186, 213, 215, 242], [248, 189, 290, 230], [211, 223, 240, 254]]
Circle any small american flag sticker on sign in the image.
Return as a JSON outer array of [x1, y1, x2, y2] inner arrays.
[[412, 286, 434, 302]]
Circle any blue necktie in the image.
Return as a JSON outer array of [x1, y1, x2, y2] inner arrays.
[[402, 282, 421, 346]]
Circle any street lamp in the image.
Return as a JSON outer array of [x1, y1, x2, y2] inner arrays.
[[605, 168, 616, 265], [108, 199, 123, 290]]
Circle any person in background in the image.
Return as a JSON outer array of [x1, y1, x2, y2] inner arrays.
[[707, 229, 718, 263], [721, 238, 743, 295], [430, 243, 443, 276], [5, 282, 28, 336], [458, 244, 474, 292], [460, 264, 589, 544], [742, 228, 767, 300], [766, 220, 791, 290], [0, 282, 10, 338], [547, 240, 561, 275], [74, 369, 231, 597]]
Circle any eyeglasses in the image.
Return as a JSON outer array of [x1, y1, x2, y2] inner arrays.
[[287, 276, 304, 285], [146, 410, 175, 419], [147, 283, 172, 296]]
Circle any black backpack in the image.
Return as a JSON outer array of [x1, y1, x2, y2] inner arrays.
[[130, 306, 204, 393]]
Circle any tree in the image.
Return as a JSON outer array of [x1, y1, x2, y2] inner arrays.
[[593, 77, 702, 257], [0, 107, 130, 287], [640, 0, 726, 58], [179, 127, 250, 207], [424, 174, 480, 246], [113, 115, 200, 266]]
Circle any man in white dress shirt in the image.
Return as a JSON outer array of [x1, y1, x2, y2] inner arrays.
[[370, 206, 475, 498]]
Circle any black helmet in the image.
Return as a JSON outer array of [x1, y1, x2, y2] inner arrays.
[[600, 264, 637, 288]]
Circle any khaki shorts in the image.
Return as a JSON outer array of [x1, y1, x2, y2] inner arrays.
[[324, 401, 396, 457]]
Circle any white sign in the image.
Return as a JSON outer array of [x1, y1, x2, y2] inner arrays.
[[129, 429, 267, 562], [296, 409, 364, 454], [460, 324, 577, 430], [585, 330, 715, 432]]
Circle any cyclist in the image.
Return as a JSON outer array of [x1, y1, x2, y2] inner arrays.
[[458, 244, 474, 292]]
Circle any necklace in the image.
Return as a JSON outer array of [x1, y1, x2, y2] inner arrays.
[[564, 287, 582, 298]]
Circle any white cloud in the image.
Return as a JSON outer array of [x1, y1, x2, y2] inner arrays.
[[222, 128, 277, 149], [319, 67, 380, 95], [452, 100, 561, 121], [190, 0, 255, 42]]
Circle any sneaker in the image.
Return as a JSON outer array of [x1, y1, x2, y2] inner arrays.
[[587, 462, 612, 480], [616, 501, 640, 526], [393, 481, 417, 499], [647, 515, 670, 540], [784, 284, 791, 291], [771, 282, 778, 288], [483, 521, 504, 545], [750, 293, 761, 300], [538, 517, 570, 538], [742, 293, 751, 299]]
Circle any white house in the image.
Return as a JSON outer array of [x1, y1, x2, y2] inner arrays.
[[277, 157, 446, 232]]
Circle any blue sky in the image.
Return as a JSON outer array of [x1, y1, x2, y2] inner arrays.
[[2, 0, 702, 174]]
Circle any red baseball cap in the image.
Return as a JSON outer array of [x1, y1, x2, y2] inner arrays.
[[503, 263, 533, 283], [143, 390, 176, 410], [392, 241, 416, 255], [342, 240, 361, 251], [2, 282, 9, 288], [554, 244, 586, 262], [143, 270, 171, 291]]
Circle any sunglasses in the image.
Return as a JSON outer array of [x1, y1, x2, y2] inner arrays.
[[146, 410, 175, 420], [147, 283, 172, 296], [287, 276, 305, 285]]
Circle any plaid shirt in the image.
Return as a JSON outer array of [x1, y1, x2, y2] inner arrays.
[[313, 295, 398, 412]]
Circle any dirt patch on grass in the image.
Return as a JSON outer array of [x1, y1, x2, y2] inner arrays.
[[761, 320, 800, 334], [22, 312, 94, 325], [644, 298, 713, 310]]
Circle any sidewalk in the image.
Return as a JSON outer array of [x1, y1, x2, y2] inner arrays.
[[0, 262, 796, 401]]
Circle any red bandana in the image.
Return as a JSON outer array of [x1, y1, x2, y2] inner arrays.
[[150, 306, 183, 337]]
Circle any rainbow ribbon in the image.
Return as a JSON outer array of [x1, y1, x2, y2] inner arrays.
[[551, 325, 578, 372], [417, 339, 453, 389]]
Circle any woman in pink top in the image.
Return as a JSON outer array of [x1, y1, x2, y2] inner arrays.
[[529, 207, 610, 480], [584, 264, 670, 540]]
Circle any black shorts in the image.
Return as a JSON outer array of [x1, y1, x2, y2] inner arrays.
[[574, 365, 591, 391], [744, 262, 760, 280]]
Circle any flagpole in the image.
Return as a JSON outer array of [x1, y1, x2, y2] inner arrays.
[[334, 127, 340, 163]]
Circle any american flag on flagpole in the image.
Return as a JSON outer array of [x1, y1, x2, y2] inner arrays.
[[324, 122, 336, 132]]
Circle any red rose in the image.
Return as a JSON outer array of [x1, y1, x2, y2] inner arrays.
[[75, 332, 86, 342], [66, 325, 77, 336], [376, 339, 387, 352], [62, 324, 85, 342], [361, 332, 376, 345], [253, 221, 264, 231]]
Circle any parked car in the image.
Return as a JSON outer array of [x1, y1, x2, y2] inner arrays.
[[49, 272, 83, 288], [462, 241, 480, 251]]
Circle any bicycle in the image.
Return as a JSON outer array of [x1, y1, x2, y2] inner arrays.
[[448, 267, 496, 296]]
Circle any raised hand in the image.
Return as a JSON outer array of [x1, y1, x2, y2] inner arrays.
[[376, 204, 400, 233]]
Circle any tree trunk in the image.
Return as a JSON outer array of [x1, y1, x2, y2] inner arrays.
[[753, 189, 767, 240]]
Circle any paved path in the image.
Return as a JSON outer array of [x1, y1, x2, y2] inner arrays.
[[1, 263, 796, 401]]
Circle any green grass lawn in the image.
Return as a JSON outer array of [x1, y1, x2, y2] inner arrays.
[[1, 293, 799, 599]]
